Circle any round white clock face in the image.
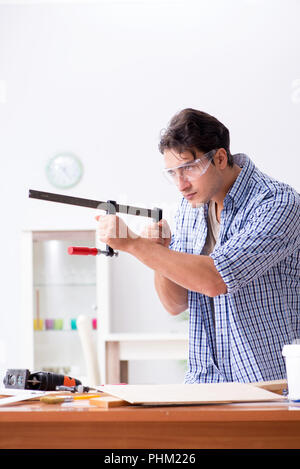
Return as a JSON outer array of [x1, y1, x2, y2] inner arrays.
[[46, 153, 83, 189]]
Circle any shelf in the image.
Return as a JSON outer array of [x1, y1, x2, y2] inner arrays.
[[34, 329, 97, 333], [102, 332, 188, 341], [34, 283, 96, 287]]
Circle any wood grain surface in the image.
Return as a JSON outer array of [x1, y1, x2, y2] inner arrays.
[[0, 398, 299, 449]]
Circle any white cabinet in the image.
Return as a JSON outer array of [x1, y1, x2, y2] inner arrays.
[[22, 229, 189, 385], [21, 229, 99, 385]]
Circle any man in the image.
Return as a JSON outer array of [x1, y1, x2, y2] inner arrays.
[[96, 108, 300, 384]]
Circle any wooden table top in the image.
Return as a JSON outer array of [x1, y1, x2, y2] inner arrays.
[[0, 398, 296, 420], [1, 397, 300, 449]]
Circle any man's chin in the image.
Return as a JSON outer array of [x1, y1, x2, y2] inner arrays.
[[186, 196, 207, 208]]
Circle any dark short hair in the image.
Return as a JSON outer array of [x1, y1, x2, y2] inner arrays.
[[159, 108, 234, 167]]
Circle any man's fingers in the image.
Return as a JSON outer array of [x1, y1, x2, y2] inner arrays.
[[158, 219, 171, 239]]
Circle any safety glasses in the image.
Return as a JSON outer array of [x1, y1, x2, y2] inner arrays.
[[163, 149, 217, 185]]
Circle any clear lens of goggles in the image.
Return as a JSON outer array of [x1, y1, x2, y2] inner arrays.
[[163, 149, 216, 185]]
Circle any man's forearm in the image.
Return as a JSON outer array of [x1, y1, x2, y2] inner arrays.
[[154, 272, 188, 315], [126, 237, 227, 297]]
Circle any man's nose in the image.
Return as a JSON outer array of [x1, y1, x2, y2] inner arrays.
[[177, 174, 191, 191]]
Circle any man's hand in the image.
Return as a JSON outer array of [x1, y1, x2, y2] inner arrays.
[[140, 219, 171, 248], [95, 214, 172, 252], [95, 214, 138, 252], [95, 214, 226, 299]]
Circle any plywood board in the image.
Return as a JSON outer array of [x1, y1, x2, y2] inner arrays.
[[90, 396, 129, 408], [251, 379, 287, 395], [101, 383, 286, 406]]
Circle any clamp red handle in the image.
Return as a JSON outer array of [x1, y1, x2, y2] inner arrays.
[[68, 247, 99, 256]]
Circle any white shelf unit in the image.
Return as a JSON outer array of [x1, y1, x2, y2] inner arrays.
[[21, 229, 98, 385], [22, 229, 189, 385]]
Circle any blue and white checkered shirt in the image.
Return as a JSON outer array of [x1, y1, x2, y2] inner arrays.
[[169, 154, 300, 383]]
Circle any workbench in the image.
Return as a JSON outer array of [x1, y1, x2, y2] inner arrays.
[[0, 398, 300, 449]]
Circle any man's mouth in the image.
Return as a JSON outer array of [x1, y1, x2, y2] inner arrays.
[[184, 192, 197, 200]]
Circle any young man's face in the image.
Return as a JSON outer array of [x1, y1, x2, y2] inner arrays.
[[163, 148, 223, 207]]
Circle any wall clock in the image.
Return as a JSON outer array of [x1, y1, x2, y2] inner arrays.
[[46, 153, 83, 189]]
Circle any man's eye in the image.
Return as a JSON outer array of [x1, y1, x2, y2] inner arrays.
[[168, 170, 176, 177], [183, 165, 193, 172]]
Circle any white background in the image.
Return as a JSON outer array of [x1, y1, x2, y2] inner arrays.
[[0, 0, 299, 375]]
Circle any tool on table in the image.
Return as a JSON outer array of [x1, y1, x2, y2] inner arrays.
[[55, 384, 99, 393], [3, 369, 82, 391], [40, 394, 103, 404], [40, 392, 129, 407], [28, 189, 163, 258]]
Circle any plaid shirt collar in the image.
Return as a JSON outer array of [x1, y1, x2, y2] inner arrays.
[[224, 153, 256, 209]]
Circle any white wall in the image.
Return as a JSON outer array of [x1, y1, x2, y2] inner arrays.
[[0, 0, 299, 372]]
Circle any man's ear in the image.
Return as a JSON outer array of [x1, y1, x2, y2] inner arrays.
[[214, 148, 228, 169]]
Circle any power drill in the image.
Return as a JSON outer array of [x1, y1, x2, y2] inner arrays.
[[3, 369, 82, 391]]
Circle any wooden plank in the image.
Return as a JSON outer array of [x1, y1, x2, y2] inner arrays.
[[251, 379, 287, 395], [89, 396, 129, 408], [101, 383, 286, 406]]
